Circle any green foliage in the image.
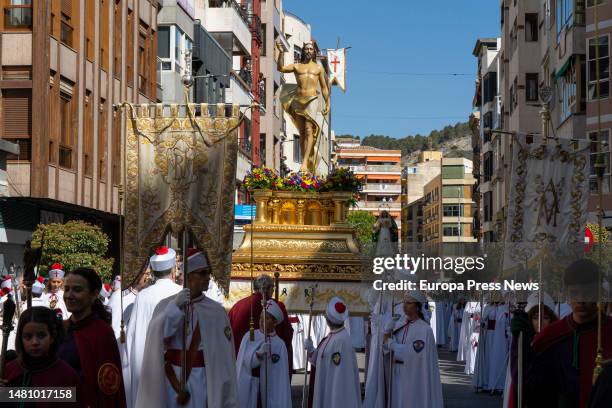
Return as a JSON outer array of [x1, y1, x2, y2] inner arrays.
[[347, 211, 377, 247], [359, 121, 470, 155], [31, 221, 114, 283]]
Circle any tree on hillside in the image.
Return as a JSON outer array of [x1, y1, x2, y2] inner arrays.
[[31, 220, 114, 282]]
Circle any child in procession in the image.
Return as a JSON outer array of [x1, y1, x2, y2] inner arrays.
[[236, 299, 292, 408]]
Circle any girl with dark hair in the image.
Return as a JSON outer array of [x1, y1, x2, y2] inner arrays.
[[58, 268, 126, 407], [0, 306, 82, 407]]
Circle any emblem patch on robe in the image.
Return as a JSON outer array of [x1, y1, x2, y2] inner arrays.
[[331, 352, 341, 365], [98, 363, 121, 395], [224, 326, 232, 341], [413, 340, 425, 353], [271, 354, 280, 364]]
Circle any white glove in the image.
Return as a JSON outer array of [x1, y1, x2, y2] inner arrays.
[[256, 342, 271, 360], [304, 337, 315, 354], [174, 288, 190, 309], [383, 318, 396, 334]]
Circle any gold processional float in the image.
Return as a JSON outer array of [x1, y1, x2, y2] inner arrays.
[[118, 43, 370, 318]]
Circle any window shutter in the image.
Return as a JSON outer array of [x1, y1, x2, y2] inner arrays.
[[62, 0, 72, 16], [3, 90, 32, 139]]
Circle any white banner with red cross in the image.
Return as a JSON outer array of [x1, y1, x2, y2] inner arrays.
[[327, 48, 346, 91]]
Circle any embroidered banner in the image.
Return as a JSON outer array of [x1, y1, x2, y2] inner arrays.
[[326, 48, 346, 91], [122, 103, 240, 293], [503, 135, 590, 272]]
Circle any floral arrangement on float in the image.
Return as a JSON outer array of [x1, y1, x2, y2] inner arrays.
[[243, 166, 363, 200]]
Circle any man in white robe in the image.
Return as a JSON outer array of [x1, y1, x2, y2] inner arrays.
[[304, 297, 362, 408], [447, 300, 464, 352], [382, 290, 443, 408], [126, 246, 182, 407], [136, 249, 238, 408], [486, 302, 510, 392], [236, 299, 292, 408]]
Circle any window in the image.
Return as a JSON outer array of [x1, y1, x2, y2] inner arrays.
[[556, 0, 573, 43], [112, 109, 121, 184], [59, 93, 73, 169], [158, 26, 170, 58], [442, 165, 464, 179], [525, 13, 538, 42], [138, 31, 147, 93], [2, 89, 31, 139], [100, 0, 109, 70], [589, 130, 611, 193], [293, 45, 302, 64], [442, 186, 463, 198], [113, 0, 122, 76], [60, 0, 74, 47], [559, 62, 577, 122], [99, 99, 107, 180], [483, 112, 492, 143], [85, 0, 95, 60], [443, 224, 462, 237], [483, 151, 493, 182], [510, 77, 518, 111], [293, 134, 301, 163], [526, 73, 539, 102], [587, 36, 610, 100], [261, 23, 267, 56], [259, 133, 266, 166], [587, 0, 606, 6], [443, 205, 463, 217], [482, 72, 497, 104], [3, 0, 32, 29], [84, 92, 93, 176], [127, 10, 133, 86], [484, 192, 493, 222]]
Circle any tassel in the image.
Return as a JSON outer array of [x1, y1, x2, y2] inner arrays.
[[249, 316, 255, 341]]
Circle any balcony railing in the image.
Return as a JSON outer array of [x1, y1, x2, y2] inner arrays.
[[249, 13, 263, 43], [362, 183, 401, 193], [346, 164, 401, 173], [210, 0, 250, 26], [359, 201, 401, 209]]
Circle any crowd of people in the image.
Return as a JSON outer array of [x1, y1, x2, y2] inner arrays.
[[0, 238, 611, 407]]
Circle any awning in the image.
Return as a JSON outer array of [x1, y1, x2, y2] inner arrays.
[[555, 57, 572, 80]]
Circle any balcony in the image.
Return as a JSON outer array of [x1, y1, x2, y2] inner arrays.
[[362, 183, 401, 194], [203, 1, 251, 55], [358, 201, 402, 209], [226, 71, 253, 108], [346, 164, 401, 173]]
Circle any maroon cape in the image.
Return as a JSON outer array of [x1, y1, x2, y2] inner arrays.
[[530, 314, 612, 408], [228, 293, 294, 374], [59, 314, 126, 408], [4, 358, 83, 407]]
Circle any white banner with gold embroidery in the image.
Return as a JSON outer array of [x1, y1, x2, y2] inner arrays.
[[122, 103, 240, 292], [503, 135, 590, 272], [327, 48, 346, 91]]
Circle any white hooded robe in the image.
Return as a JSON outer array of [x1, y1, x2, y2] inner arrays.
[[383, 318, 443, 408], [310, 327, 362, 408], [236, 330, 292, 408]]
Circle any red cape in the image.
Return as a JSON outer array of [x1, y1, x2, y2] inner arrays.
[[228, 293, 294, 374], [532, 314, 612, 408], [4, 359, 83, 407], [65, 315, 126, 408]]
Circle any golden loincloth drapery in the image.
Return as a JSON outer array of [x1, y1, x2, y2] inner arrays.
[[280, 84, 325, 172], [122, 103, 240, 293]]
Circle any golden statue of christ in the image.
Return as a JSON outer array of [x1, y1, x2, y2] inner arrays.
[[276, 40, 330, 173]]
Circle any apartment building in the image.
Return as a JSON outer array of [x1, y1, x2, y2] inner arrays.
[[402, 198, 424, 243], [472, 38, 501, 242], [259, 0, 289, 171], [1, 0, 159, 269], [334, 136, 402, 229], [422, 158, 477, 244], [585, 1, 612, 227], [400, 151, 442, 243], [282, 11, 332, 176]]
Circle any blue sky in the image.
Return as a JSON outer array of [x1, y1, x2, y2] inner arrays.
[[283, 0, 500, 138]]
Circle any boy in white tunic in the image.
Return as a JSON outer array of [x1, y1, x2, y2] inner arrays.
[[43, 262, 70, 319], [304, 297, 362, 408], [236, 299, 292, 408], [136, 249, 238, 408], [383, 290, 443, 408]]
